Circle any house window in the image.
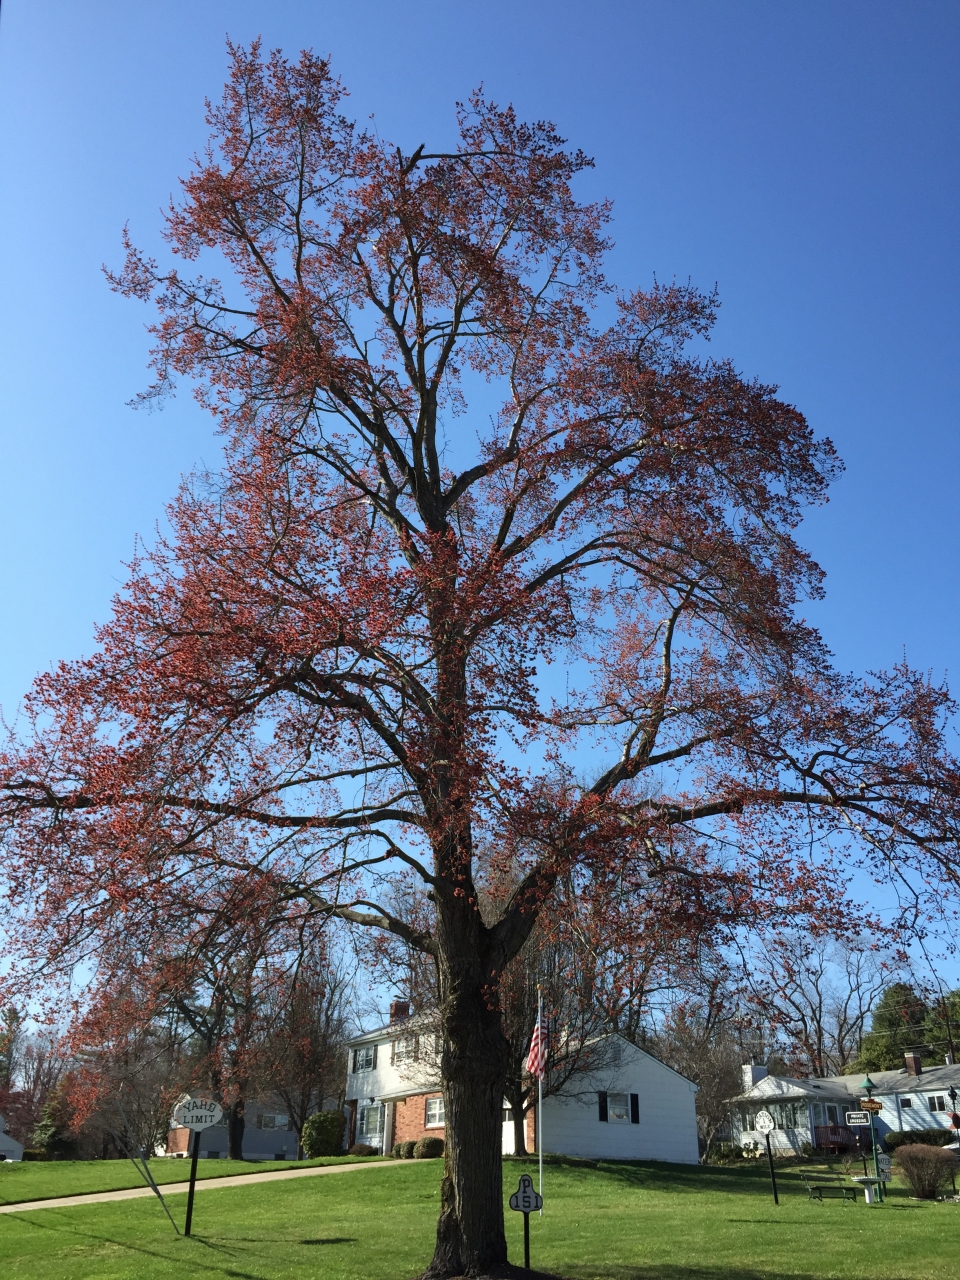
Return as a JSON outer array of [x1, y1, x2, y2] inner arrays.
[[425, 1097, 445, 1128], [825, 1105, 839, 1126], [358, 1105, 382, 1140], [502, 1106, 514, 1122], [353, 1045, 376, 1072], [258, 1114, 290, 1131], [392, 1035, 419, 1065], [928, 1095, 947, 1112], [900, 1096, 913, 1108], [607, 1093, 631, 1124]]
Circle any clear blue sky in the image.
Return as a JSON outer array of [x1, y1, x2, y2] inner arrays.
[[1, 0, 958, 721]]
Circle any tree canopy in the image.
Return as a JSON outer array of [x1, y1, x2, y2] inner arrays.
[[3, 43, 960, 1278]]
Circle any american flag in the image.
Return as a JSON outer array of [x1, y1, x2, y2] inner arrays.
[[526, 1006, 546, 1079]]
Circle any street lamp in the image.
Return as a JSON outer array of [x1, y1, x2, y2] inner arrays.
[[861, 1075, 884, 1203]]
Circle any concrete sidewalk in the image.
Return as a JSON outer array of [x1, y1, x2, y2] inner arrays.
[[0, 1157, 406, 1214]]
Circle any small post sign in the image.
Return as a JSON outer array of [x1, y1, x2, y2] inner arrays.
[[754, 1110, 779, 1206], [509, 1173, 543, 1270], [172, 1096, 223, 1237], [846, 1111, 870, 1127]]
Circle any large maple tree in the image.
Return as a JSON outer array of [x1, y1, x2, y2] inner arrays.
[[3, 44, 960, 1278]]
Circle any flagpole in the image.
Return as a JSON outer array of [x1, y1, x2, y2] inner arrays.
[[537, 985, 543, 1216]]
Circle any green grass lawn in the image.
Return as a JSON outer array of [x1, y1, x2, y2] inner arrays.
[[0, 1155, 958, 1279], [0, 1154, 382, 1204]]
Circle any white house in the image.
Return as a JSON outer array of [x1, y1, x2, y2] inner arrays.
[[345, 1002, 700, 1164], [732, 1052, 960, 1154], [0, 1113, 24, 1162]]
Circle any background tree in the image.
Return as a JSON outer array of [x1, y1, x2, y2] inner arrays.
[[4, 44, 960, 1279], [855, 983, 930, 1072], [745, 934, 890, 1077], [258, 944, 350, 1156], [648, 999, 742, 1161], [923, 988, 960, 1064]]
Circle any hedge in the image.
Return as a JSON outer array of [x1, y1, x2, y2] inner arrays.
[[883, 1128, 955, 1151], [301, 1109, 346, 1158]]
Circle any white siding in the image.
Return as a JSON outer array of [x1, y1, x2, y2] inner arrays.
[[505, 1042, 699, 1165], [345, 1028, 441, 1105]]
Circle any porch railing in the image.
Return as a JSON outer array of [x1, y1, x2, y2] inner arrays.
[[814, 1124, 859, 1150]]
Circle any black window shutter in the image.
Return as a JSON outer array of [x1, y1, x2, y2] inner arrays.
[[351, 1049, 357, 1073], [598, 1092, 608, 1122], [372, 1044, 378, 1068], [630, 1094, 639, 1124]]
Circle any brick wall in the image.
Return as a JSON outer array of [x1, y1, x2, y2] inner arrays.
[[393, 1092, 445, 1145], [166, 1127, 190, 1154]]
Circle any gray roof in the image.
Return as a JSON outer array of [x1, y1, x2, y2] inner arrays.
[[735, 1061, 960, 1105], [347, 1012, 433, 1046]]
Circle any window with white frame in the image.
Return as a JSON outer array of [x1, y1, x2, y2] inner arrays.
[[425, 1096, 445, 1127], [257, 1113, 290, 1131], [607, 1093, 630, 1124], [353, 1045, 376, 1072], [391, 1035, 419, 1065], [900, 1096, 913, 1108], [358, 1105, 382, 1140], [928, 1095, 947, 1112]]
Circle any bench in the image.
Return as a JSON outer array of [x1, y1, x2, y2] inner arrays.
[[803, 1175, 858, 1204]]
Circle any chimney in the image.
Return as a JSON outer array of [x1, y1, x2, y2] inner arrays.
[[742, 1063, 768, 1091], [389, 1000, 410, 1024], [904, 1052, 922, 1076]]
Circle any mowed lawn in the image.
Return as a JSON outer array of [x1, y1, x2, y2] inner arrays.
[[0, 1154, 381, 1204], [0, 1156, 958, 1279]]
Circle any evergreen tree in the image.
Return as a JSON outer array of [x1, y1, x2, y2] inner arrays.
[[854, 983, 929, 1072], [923, 990, 960, 1062]]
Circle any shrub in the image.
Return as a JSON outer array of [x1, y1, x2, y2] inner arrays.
[[22, 1149, 51, 1162], [401, 1140, 417, 1158], [391, 1142, 404, 1158], [301, 1109, 346, 1158], [884, 1128, 953, 1152], [894, 1144, 958, 1199], [413, 1136, 445, 1159], [348, 1142, 377, 1156]]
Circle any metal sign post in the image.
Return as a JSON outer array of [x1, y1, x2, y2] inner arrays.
[[846, 1111, 871, 1176], [754, 1111, 779, 1205], [862, 1097, 884, 1204], [509, 1173, 543, 1270], [172, 1096, 224, 1237]]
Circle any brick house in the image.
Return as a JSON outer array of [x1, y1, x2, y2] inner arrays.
[[345, 1003, 698, 1162]]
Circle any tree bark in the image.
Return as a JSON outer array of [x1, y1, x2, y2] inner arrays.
[[422, 894, 511, 1278], [227, 1098, 245, 1160], [505, 1082, 529, 1157]]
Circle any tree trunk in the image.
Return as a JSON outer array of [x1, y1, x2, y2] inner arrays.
[[422, 898, 511, 1278], [505, 1082, 529, 1157], [227, 1098, 245, 1160]]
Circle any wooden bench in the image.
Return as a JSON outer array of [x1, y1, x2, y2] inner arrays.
[[803, 1175, 858, 1204]]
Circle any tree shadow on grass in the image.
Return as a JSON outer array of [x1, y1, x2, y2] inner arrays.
[[566, 1267, 826, 1280], [509, 1156, 800, 1198]]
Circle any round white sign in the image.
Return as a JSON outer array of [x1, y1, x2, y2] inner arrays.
[[754, 1110, 776, 1135], [173, 1096, 223, 1131]]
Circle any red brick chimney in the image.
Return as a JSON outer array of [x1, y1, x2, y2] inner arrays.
[[389, 1000, 410, 1024], [904, 1052, 922, 1076]]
